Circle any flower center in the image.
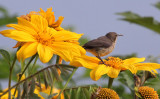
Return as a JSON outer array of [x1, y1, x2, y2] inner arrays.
[[35, 31, 55, 46], [105, 57, 123, 69]]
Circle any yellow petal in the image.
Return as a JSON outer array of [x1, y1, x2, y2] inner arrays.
[[7, 24, 37, 35], [31, 15, 48, 33], [90, 64, 109, 81], [70, 55, 99, 68], [17, 17, 38, 32], [123, 57, 145, 64], [0, 29, 36, 42], [106, 67, 121, 78], [37, 43, 54, 63], [51, 42, 86, 61], [132, 63, 160, 74], [17, 42, 38, 61], [54, 16, 64, 26], [54, 30, 83, 41]]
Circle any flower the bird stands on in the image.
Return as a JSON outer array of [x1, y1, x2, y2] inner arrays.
[[0, 15, 86, 63], [70, 55, 160, 81]]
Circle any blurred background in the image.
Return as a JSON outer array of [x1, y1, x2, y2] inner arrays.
[[0, 0, 160, 98]]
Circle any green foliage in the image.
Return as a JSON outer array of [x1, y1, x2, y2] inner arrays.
[[154, 2, 160, 10], [117, 11, 160, 34], [64, 85, 96, 99], [117, 2, 160, 35], [0, 49, 11, 66], [144, 74, 160, 91], [0, 51, 19, 80], [157, 89, 160, 98], [39, 92, 57, 99], [0, 7, 17, 27], [118, 70, 134, 92], [79, 37, 89, 46], [112, 85, 133, 99]]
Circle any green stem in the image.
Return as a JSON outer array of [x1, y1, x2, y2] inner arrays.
[[13, 54, 37, 96], [56, 55, 60, 64], [57, 68, 78, 99], [8, 47, 20, 99], [108, 77, 114, 88], [50, 55, 60, 95], [29, 55, 38, 75], [8, 55, 17, 99]]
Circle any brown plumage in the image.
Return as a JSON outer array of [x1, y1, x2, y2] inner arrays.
[[83, 32, 122, 63]]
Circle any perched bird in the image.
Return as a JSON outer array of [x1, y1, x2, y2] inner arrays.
[[83, 32, 123, 64]]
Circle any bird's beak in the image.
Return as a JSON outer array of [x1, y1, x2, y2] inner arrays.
[[117, 34, 123, 36]]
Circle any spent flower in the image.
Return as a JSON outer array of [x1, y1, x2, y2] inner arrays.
[[70, 55, 160, 80], [138, 86, 159, 99], [91, 87, 119, 99]]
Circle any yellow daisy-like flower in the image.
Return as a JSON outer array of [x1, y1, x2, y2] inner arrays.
[[138, 86, 159, 99], [34, 84, 64, 99], [0, 15, 85, 63], [39, 8, 64, 31], [92, 87, 119, 99], [70, 55, 160, 81], [21, 7, 64, 31], [0, 88, 18, 99]]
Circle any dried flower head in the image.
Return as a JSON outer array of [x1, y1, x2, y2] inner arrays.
[[91, 87, 119, 99], [138, 86, 159, 99]]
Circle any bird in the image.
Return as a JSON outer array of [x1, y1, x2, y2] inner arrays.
[[83, 32, 123, 64]]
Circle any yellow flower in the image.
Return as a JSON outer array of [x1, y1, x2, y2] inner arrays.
[[70, 55, 160, 81], [0, 15, 85, 63], [34, 84, 64, 99], [39, 8, 64, 31], [0, 88, 18, 99], [92, 87, 119, 99], [138, 86, 159, 99], [20, 7, 64, 31]]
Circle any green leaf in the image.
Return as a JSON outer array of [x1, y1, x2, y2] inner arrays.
[[154, 2, 160, 10], [79, 37, 89, 46], [39, 92, 49, 99], [64, 91, 70, 99], [28, 93, 41, 99], [144, 74, 160, 91], [76, 87, 81, 99], [39, 92, 57, 99], [157, 89, 160, 97], [29, 79, 36, 95], [0, 16, 17, 27], [0, 49, 11, 66], [118, 70, 134, 91], [70, 89, 76, 99], [0, 7, 8, 17], [48, 93, 58, 99], [117, 11, 160, 34], [82, 88, 90, 99]]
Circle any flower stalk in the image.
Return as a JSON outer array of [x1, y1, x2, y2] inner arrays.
[[108, 77, 114, 88], [57, 67, 78, 99], [13, 54, 37, 96]]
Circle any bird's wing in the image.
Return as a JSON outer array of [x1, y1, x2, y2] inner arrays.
[[83, 39, 112, 49]]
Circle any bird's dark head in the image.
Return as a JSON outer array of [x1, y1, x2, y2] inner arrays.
[[105, 32, 123, 42]]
